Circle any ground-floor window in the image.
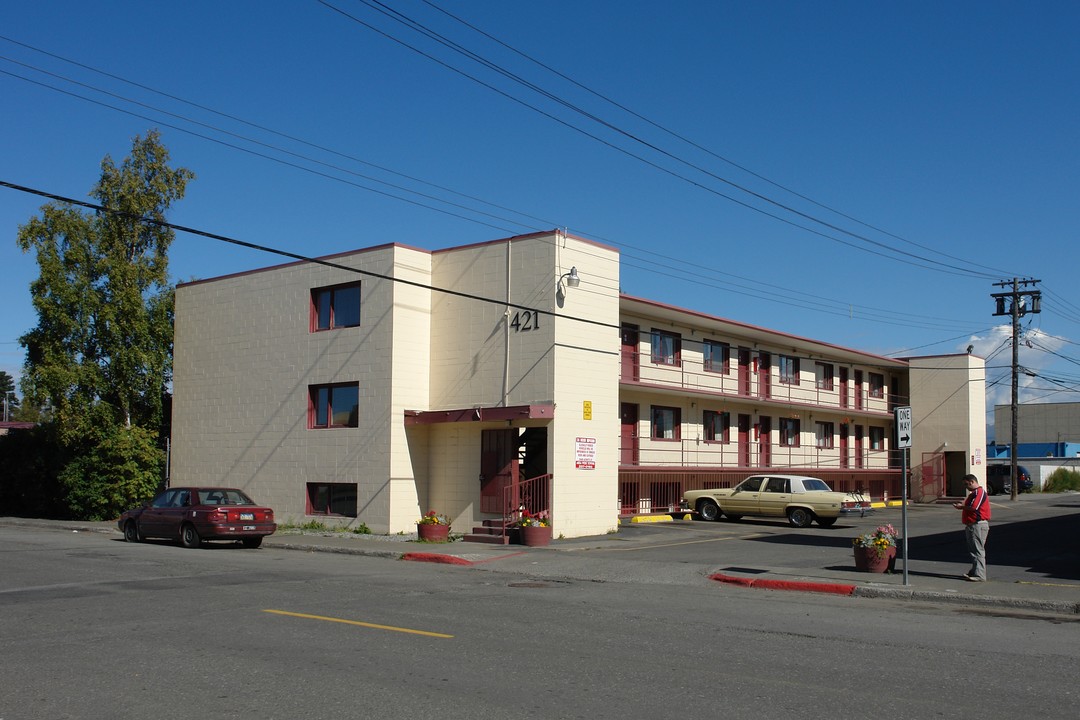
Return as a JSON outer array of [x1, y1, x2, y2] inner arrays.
[[306, 482, 358, 516]]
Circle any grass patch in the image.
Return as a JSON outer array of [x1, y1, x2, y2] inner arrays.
[[278, 519, 372, 534], [1044, 468, 1080, 492]]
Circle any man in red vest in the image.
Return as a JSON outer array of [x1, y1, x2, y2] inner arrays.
[[953, 473, 991, 581]]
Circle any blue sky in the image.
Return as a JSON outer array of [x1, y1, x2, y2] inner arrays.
[[2, 1, 1079, 435]]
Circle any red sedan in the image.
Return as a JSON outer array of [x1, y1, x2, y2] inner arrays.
[[118, 487, 276, 548]]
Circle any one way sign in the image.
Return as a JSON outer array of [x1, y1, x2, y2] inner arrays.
[[895, 406, 912, 449]]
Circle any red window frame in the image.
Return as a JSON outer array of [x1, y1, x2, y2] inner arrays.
[[815, 421, 834, 449], [703, 340, 730, 374], [650, 329, 682, 367], [309, 382, 360, 428], [311, 282, 361, 332], [650, 405, 681, 441], [306, 482, 358, 517], [779, 417, 800, 447], [815, 362, 834, 390], [703, 410, 730, 443], [779, 355, 800, 385], [869, 373, 885, 399]]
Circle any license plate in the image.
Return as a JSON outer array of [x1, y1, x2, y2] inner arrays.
[[240, 513, 254, 520], [243, 525, 256, 531]]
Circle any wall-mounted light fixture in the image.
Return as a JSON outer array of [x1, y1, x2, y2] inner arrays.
[[559, 266, 581, 290]]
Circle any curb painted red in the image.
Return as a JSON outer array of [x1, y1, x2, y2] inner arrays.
[[402, 552, 474, 566], [709, 572, 856, 596]]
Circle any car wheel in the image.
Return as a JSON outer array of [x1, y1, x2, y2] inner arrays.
[[986, 484, 997, 496], [180, 523, 201, 549], [697, 499, 722, 522], [787, 507, 814, 528], [241, 537, 263, 549], [816, 516, 837, 527], [123, 520, 143, 543]]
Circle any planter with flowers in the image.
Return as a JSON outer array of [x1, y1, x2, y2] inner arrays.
[[416, 510, 451, 542], [852, 524, 897, 573], [515, 511, 551, 547]]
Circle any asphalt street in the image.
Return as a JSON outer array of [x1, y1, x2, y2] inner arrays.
[[4, 491, 1079, 616]]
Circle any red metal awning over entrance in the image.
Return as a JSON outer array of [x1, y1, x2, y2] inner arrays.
[[403, 404, 554, 426]]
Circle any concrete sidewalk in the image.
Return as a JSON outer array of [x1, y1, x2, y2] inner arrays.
[[5, 515, 1079, 615]]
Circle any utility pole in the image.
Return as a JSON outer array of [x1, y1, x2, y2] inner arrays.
[[991, 278, 1041, 500]]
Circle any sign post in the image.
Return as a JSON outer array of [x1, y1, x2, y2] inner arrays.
[[895, 406, 912, 585]]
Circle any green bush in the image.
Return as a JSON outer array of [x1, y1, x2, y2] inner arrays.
[[60, 425, 164, 520], [1043, 468, 1080, 493]]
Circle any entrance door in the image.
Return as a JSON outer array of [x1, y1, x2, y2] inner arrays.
[[620, 403, 639, 465], [738, 348, 751, 396], [621, 324, 640, 382], [758, 416, 771, 467], [737, 413, 751, 467], [481, 429, 519, 514], [757, 352, 771, 399], [854, 425, 864, 469], [839, 367, 849, 408], [839, 423, 850, 469]]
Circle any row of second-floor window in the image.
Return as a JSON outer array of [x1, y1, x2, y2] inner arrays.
[[311, 282, 361, 332], [309, 382, 359, 428], [649, 406, 887, 450], [647, 328, 888, 398]]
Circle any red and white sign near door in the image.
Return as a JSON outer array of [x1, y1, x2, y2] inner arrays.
[[575, 437, 596, 469]]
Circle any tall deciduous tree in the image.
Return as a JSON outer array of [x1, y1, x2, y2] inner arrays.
[[15, 130, 193, 518]]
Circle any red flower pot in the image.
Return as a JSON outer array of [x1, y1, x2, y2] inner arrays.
[[853, 545, 894, 573], [519, 525, 552, 547], [417, 523, 450, 542]]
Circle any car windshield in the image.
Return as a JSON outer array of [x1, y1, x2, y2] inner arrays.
[[800, 479, 832, 492], [198, 489, 256, 506]]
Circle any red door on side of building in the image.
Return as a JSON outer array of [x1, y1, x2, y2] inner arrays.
[[620, 403, 639, 465], [480, 429, 519, 514], [854, 425, 864, 469], [758, 416, 771, 467], [839, 366, 849, 408], [621, 324, 640, 382], [738, 413, 751, 467], [839, 423, 850, 469], [758, 352, 771, 399], [738, 347, 751, 396]]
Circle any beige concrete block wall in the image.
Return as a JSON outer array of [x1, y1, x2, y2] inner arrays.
[[173, 247, 402, 531], [549, 239, 621, 538], [387, 246, 433, 533], [908, 354, 986, 481]]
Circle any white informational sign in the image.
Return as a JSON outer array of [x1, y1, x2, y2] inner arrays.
[[575, 436, 596, 470], [895, 406, 912, 449]]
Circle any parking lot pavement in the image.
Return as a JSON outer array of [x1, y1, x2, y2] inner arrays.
[[4, 493, 1080, 615]]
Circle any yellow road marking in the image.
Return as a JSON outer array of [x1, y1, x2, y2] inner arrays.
[[263, 609, 453, 638]]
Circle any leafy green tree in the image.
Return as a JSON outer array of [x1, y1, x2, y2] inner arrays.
[[0, 370, 19, 420], [15, 130, 193, 518]]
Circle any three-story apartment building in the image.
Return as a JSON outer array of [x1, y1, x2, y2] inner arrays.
[[171, 230, 984, 538]]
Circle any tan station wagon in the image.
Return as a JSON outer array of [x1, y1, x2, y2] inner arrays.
[[682, 474, 873, 528]]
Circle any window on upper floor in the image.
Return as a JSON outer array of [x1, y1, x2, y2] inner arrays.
[[651, 330, 681, 366], [779, 355, 800, 385], [703, 340, 730, 374], [869, 426, 885, 450], [651, 405, 681, 440], [815, 362, 834, 390], [309, 382, 359, 428], [815, 421, 834, 448], [869, 373, 885, 399], [779, 417, 800, 447], [703, 410, 730, 443], [311, 282, 361, 331]]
